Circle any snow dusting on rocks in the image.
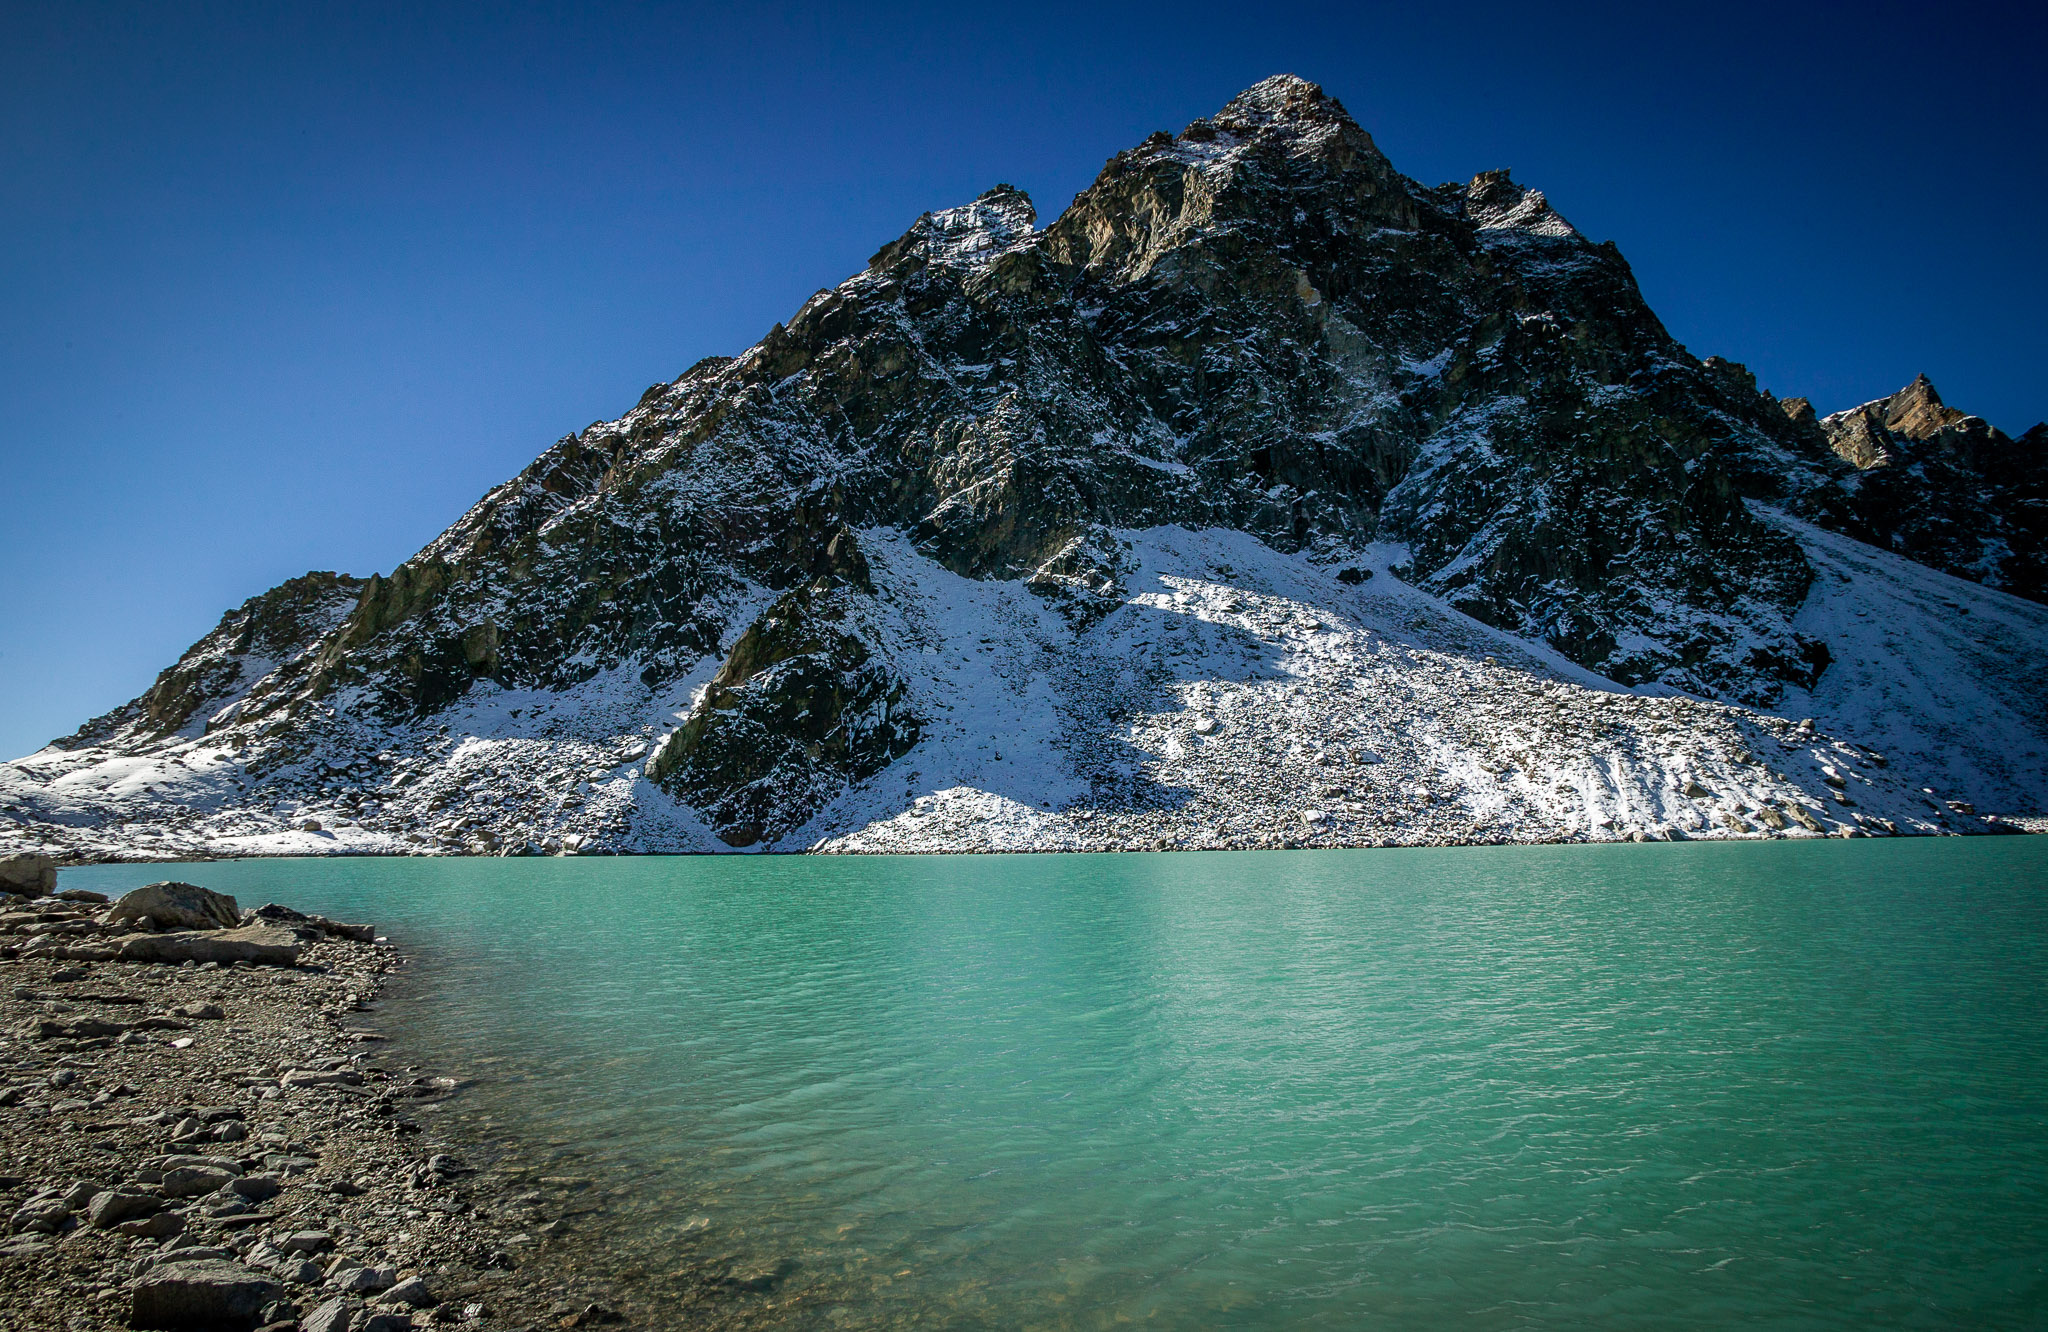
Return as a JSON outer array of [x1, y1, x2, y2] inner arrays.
[[3, 526, 2032, 860]]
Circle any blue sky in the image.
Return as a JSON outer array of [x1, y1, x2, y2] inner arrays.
[[3, 0, 2042, 760]]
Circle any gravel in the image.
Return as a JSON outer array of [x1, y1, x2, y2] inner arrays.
[[0, 891, 631, 1330]]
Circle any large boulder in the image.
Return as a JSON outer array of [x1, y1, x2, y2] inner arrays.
[[0, 853, 56, 898], [117, 924, 306, 967], [103, 882, 240, 931], [129, 1258, 283, 1330]]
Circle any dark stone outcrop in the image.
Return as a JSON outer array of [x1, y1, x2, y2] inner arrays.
[[649, 565, 919, 847]]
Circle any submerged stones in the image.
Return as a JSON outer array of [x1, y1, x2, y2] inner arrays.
[[0, 888, 632, 1327]]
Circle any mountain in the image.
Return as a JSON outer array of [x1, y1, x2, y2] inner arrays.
[[1780, 375, 2046, 601], [4, 75, 2043, 859]]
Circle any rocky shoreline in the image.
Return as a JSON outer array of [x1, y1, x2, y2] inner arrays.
[[0, 873, 634, 1331]]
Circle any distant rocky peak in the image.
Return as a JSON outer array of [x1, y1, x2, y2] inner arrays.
[[1818, 374, 1999, 471], [1879, 373, 1967, 440], [1162, 73, 1387, 171], [926, 184, 1038, 263], [1464, 169, 1578, 238], [867, 184, 1037, 273], [1210, 74, 1353, 133]]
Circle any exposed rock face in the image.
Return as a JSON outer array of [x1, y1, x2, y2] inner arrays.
[[648, 563, 920, 846], [260, 80, 1827, 707], [4, 75, 2043, 850], [1782, 376, 2047, 601]]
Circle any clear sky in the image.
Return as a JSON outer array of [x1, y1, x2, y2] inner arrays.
[[3, 0, 2042, 761]]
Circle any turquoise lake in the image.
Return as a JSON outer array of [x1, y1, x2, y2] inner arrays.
[[65, 840, 2048, 1328]]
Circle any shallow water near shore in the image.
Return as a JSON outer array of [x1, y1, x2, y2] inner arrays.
[[65, 840, 2048, 1328]]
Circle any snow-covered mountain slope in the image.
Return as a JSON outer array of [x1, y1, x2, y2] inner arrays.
[[1, 75, 2041, 860], [1763, 509, 2048, 812], [1, 524, 2030, 860]]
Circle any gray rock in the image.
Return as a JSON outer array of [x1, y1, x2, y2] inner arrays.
[[118, 924, 306, 967], [129, 1258, 283, 1330], [22, 1014, 128, 1040], [315, 917, 376, 942], [281, 1068, 363, 1089], [162, 1165, 239, 1198], [58, 1178, 102, 1207], [228, 1173, 283, 1201], [116, 1210, 188, 1239], [86, 1189, 162, 1228], [360, 1314, 412, 1332], [331, 1266, 397, 1294], [382, 1276, 436, 1307], [281, 1229, 333, 1255], [103, 882, 241, 931], [155, 1245, 235, 1263], [0, 853, 56, 898], [301, 1298, 357, 1332], [157, 1153, 244, 1174], [8, 1201, 71, 1234]]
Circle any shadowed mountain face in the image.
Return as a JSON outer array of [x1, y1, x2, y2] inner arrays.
[[18, 76, 2044, 851]]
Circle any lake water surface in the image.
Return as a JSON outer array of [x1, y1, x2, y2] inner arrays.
[[66, 841, 2048, 1328]]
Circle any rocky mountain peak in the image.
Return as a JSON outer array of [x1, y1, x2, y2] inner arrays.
[[1463, 169, 1579, 238], [1879, 372, 1965, 440], [1042, 75, 1412, 283], [1823, 374, 2001, 462], [866, 183, 1038, 273], [1173, 73, 1389, 174], [1807, 375, 2046, 600], [1207, 73, 1356, 136], [8, 76, 2043, 858]]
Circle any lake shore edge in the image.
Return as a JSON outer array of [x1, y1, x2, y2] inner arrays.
[[0, 880, 631, 1332], [20, 808, 2041, 870]]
